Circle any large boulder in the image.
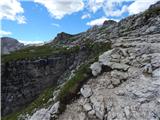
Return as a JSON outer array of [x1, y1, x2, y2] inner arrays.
[[90, 62, 102, 76]]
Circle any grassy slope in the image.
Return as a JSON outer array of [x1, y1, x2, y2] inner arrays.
[[2, 44, 80, 63]]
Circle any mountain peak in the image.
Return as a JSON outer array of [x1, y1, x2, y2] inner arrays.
[[149, 1, 160, 9], [103, 20, 117, 26], [1, 37, 24, 54], [55, 32, 73, 41]]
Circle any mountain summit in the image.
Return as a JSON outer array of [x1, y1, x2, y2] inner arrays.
[[1, 37, 24, 54]]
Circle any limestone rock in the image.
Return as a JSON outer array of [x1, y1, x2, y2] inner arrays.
[[78, 112, 86, 120], [143, 64, 153, 74], [90, 62, 102, 76], [49, 101, 60, 114], [28, 101, 60, 120], [111, 63, 130, 71], [83, 103, 92, 112], [99, 50, 113, 66], [29, 108, 50, 120], [88, 110, 95, 116], [80, 85, 92, 98], [111, 70, 128, 80], [111, 78, 121, 86], [90, 95, 105, 120]]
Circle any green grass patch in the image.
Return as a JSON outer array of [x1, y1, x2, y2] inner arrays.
[[2, 87, 55, 120], [2, 45, 80, 63]]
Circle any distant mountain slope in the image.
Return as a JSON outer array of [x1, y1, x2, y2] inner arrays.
[[1, 37, 24, 54]]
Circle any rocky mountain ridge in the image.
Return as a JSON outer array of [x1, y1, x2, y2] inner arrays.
[[1, 1, 160, 120], [1, 37, 24, 54]]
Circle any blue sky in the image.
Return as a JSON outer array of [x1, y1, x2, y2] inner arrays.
[[0, 0, 159, 44]]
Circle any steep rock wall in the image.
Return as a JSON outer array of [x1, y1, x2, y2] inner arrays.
[[1, 48, 89, 116]]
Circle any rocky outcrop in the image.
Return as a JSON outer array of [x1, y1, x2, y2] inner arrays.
[[103, 20, 117, 27], [1, 37, 24, 54], [149, 1, 160, 9], [28, 101, 60, 120], [52, 32, 74, 45], [73, 1, 160, 44], [58, 32, 160, 120]]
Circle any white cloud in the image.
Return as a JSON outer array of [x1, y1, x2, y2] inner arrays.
[[19, 40, 44, 45], [16, 15, 26, 24], [87, 0, 130, 16], [34, 0, 84, 19], [103, 4, 128, 17], [88, 0, 104, 13], [81, 13, 91, 19], [86, 16, 120, 26], [0, 0, 26, 24], [51, 23, 60, 27], [0, 30, 12, 37], [128, 0, 160, 15], [87, 0, 159, 17], [86, 16, 108, 26]]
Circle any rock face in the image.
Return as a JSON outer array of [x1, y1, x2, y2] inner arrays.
[[103, 20, 117, 26], [1, 47, 91, 116], [52, 32, 74, 45], [149, 1, 160, 9], [1, 37, 24, 54]]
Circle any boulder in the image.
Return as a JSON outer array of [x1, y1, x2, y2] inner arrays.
[[99, 50, 113, 66], [83, 103, 92, 112], [28, 101, 60, 120], [49, 101, 60, 114], [80, 85, 92, 98], [90, 62, 102, 76], [29, 108, 50, 120]]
